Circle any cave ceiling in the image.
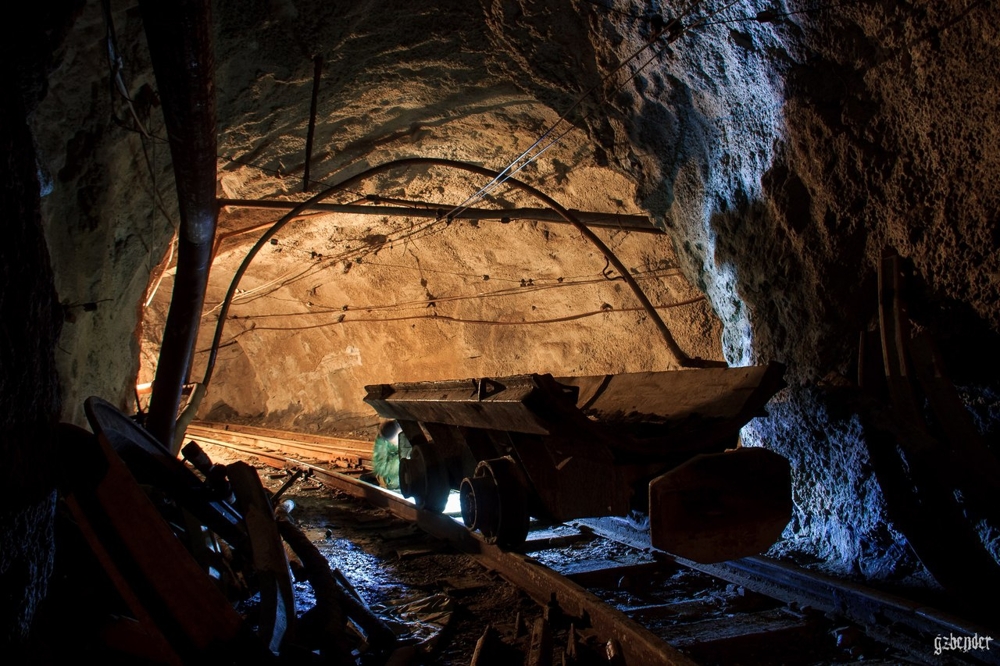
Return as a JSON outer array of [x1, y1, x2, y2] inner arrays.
[[140, 0, 736, 425]]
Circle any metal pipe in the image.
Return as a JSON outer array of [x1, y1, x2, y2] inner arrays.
[[140, 0, 218, 451], [216, 198, 662, 233], [203, 158, 700, 389], [302, 55, 323, 193]]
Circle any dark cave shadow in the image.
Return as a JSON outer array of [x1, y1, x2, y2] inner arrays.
[[897, 256, 1000, 389]]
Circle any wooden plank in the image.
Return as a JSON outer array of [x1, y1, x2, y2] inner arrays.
[[865, 254, 1000, 600], [877, 253, 924, 428], [662, 608, 821, 664], [187, 426, 369, 467], [562, 560, 669, 588], [188, 424, 371, 456], [192, 422, 373, 454]]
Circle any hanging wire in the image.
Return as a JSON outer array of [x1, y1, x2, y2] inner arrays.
[[223, 296, 707, 337], [203, 212, 453, 313], [101, 0, 167, 143], [235, 266, 683, 320], [442, 1, 710, 222], [101, 0, 183, 316]]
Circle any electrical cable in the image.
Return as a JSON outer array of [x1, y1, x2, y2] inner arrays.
[[101, 0, 183, 315], [223, 296, 707, 336], [223, 267, 684, 320], [202, 214, 451, 314], [444, 0, 711, 220]]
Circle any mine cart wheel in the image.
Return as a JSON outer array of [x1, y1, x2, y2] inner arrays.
[[399, 436, 450, 513], [459, 457, 529, 549]]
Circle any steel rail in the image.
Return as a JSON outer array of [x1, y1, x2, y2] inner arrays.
[[217, 198, 663, 233], [579, 517, 1000, 665], [195, 432, 1000, 664], [295, 462, 697, 666], [192, 429, 1000, 664]]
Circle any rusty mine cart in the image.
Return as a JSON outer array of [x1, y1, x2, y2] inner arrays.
[[364, 363, 792, 563]]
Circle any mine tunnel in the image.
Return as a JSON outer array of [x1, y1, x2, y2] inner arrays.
[[3, 0, 999, 663]]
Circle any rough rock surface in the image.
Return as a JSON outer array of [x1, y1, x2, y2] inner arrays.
[[519, 0, 1000, 580], [30, 0, 176, 425], [26, 0, 1000, 590], [140, 0, 723, 425], [2, 26, 64, 645]]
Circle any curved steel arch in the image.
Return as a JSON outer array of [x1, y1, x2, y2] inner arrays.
[[202, 158, 703, 394]]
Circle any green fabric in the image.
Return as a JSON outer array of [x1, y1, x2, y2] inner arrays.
[[373, 424, 401, 490]]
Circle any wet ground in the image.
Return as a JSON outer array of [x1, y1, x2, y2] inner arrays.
[[241, 462, 536, 663], [209, 446, 926, 666]]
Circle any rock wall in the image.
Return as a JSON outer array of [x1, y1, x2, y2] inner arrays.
[[475, 0, 1000, 579], [1, 6, 70, 645], [138, 0, 725, 428], [31, 0, 176, 426], [576, 0, 1000, 578]]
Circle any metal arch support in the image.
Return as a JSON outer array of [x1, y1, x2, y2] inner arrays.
[[203, 158, 708, 393]]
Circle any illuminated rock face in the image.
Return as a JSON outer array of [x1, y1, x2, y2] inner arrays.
[[18, 0, 1000, 605]]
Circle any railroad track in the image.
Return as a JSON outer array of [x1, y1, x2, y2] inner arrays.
[[187, 421, 372, 470], [188, 424, 999, 665]]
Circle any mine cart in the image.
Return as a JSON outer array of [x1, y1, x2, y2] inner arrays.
[[364, 363, 792, 563]]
